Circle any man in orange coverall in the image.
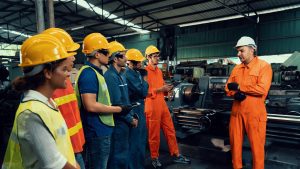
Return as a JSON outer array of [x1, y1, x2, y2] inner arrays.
[[145, 45, 190, 169], [43, 28, 86, 169], [225, 36, 272, 169]]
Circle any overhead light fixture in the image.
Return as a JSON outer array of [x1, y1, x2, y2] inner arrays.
[[71, 26, 85, 31], [0, 27, 31, 38], [75, 0, 150, 34], [107, 32, 142, 39], [179, 4, 300, 27]]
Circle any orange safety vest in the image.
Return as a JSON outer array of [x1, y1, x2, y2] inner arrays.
[[53, 78, 85, 153]]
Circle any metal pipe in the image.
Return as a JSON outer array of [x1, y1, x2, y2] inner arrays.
[[35, 0, 45, 33], [47, 0, 55, 28], [268, 114, 300, 123]]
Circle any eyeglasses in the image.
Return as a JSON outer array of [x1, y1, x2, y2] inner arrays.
[[98, 49, 109, 56], [115, 53, 126, 59], [150, 53, 160, 58]]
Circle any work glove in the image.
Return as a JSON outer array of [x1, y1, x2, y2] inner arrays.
[[234, 92, 246, 101], [119, 102, 140, 115], [227, 82, 239, 91]]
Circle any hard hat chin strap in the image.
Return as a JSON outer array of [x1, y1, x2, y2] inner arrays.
[[24, 64, 45, 76]]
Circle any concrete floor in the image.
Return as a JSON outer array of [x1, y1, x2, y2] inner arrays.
[[145, 154, 232, 169], [144, 138, 300, 169]]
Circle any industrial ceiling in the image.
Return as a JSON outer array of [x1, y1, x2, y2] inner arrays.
[[0, 0, 300, 45]]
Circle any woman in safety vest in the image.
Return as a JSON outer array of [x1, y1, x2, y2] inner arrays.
[[2, 34, 79, 169]]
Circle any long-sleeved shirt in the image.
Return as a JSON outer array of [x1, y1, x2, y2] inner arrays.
[[124, 67, 148, 104], [145, 65, 166, 100], [104, 65, 133, 124], [225, 56, 273, 117], [17, 90, 67, 169]]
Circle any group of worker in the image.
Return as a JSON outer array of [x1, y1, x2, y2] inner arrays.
[[1, 25, 272, 169], [1, 28, 190, 169]]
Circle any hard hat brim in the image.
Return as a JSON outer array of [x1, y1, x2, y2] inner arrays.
[[19, 51, 76, 67], [68, 43, 80, 52]]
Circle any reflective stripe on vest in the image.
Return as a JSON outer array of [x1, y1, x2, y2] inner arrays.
[[54, 93, 77, 106], [75, 65, 114, 127], [2, 100, 76, 169], [68, 121, 83, 136], [52, 79, 85, 153]]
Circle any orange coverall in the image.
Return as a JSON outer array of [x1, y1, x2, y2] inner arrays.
[[145, 65, 179, 158], [225, 57, 272, 169]]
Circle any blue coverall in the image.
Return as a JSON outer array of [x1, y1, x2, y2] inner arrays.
[[104, 65, 133, 169], [124, 67, 149, 169]]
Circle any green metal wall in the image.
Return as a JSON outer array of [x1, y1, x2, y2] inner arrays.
[[259, 9, 300, 55], [177, 22, 256, 59], [114, 33, 160, 54], [113, 8, 300, 60]]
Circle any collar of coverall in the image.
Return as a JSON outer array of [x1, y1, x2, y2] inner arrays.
[[241, 56, 258, 69], [109, 62, 123, 75], [146, 63, 159, 71]]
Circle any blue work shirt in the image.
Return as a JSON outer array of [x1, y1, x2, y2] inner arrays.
[[124, 67, 148, 104], [77, 61, 113, 140], [104, 65, 132, 124]]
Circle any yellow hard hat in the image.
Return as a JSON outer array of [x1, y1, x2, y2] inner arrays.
[[145, 45, 160, 56], [108, 41, 126, 56], [126, 49, 145, 62], [42, 27, 80, 52], [19, 34, 75, 67], [82, 33, 109, 54]]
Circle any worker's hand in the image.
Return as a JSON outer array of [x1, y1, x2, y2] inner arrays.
[[75, 162, 81, 169], [234, 92, 246, 101], [227, 82, 239, 91], [161, 84, 173, 92], [131, 118, 138, 128]]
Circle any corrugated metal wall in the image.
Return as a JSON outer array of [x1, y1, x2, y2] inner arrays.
[[177, 21, 256, 59], [114, 33, 160, 55], [115, 8, 300, 60], [259, 9, 300, 55]]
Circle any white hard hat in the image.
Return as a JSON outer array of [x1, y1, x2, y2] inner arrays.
[[235, 36, 257, 50]]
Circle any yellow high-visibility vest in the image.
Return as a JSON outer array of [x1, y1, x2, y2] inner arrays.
[[75, 65, 114, 126], [2, 100, 76, 169]]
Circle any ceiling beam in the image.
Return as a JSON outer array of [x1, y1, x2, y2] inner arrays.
[[116, 0, 165, 28], [214, 0, 257, 23], [57, 0, 212, 32], [119, 0, 263, 29]]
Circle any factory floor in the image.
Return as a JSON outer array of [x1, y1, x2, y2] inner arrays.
[[144, 131, 300, 169], [145, 143, 300, 169], [145, 152, 231, 169]]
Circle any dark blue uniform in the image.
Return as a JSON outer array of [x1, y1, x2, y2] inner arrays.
[[104, 66, 133, 169], [124, 67, 149, 169]]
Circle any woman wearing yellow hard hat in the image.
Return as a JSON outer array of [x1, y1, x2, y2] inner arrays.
[[2, 34, 79, 169]]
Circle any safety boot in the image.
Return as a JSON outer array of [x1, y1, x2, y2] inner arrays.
[[173, 154, 191, 164], [151, 158, 162, 169]]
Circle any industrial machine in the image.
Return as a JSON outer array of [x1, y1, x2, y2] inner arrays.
[[168, 63, 300, 167]]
